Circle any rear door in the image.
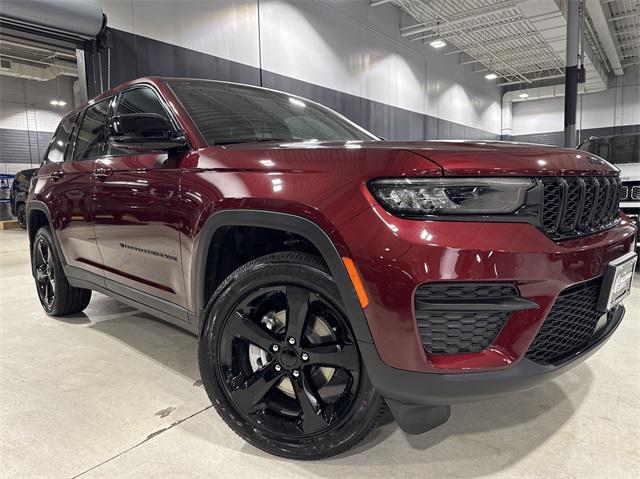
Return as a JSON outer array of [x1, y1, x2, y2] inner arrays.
[[92, 85, 188, 308], [35, 108, 105, 279]]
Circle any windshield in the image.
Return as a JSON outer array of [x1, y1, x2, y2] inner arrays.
[[167, 79, 377, 145]]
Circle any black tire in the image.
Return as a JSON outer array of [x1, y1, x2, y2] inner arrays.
[[32, 226, 92, 316], [199, 252, 384, 460], [16, 203, 27, 229]]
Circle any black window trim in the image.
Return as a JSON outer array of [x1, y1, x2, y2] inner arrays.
[[42, 110, 80, 166], [67, 82, 190, 163]]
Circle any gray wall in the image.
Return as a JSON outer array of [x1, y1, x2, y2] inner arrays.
[[510, 65, 640, 146], [94, 0, 503, 140], [0, 75, 76, 174]]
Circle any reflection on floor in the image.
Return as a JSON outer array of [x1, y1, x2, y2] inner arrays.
[[1, 229, 638, 478]]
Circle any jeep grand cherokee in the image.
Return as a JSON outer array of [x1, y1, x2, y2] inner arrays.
[[27, 77, 637, 459]]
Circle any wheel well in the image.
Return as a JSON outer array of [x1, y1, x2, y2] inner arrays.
[[203, 225, 325, 306], [28, 209, 49, 245]]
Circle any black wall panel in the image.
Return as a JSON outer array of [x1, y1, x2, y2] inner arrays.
[[510, 124, 640, 147], [85, 28, 499, 141]]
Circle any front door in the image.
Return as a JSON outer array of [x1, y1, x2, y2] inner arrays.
[[91, 86, 187, 307]]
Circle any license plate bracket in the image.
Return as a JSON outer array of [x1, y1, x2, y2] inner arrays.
[[597, 252, 637, 312]]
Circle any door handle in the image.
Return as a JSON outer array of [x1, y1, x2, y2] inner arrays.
[[49, 170, 64, 181], [93, 167, 113, 179]]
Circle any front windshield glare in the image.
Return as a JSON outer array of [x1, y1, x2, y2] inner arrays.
[[168, 80, 376, 145]]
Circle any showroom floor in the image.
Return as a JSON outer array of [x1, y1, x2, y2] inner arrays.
[[1, 229, 638, 479]]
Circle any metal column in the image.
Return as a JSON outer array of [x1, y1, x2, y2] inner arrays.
[[563, 0, 581, 148]]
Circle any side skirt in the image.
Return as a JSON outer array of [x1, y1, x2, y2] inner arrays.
[[65, 266, 198, 335]]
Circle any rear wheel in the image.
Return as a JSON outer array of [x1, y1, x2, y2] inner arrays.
[[32, 226, 92, 315], [199, 252, 384, 459], [16, 203, 27, 229]]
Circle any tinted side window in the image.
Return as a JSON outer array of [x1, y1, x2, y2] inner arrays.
[[74, 99, 111, 160], [115, 87, 169, 118], [45, 113, 78, 163]]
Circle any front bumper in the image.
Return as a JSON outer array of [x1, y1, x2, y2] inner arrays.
[[360, 304, 624, 405], [339, 204, 636, 374]]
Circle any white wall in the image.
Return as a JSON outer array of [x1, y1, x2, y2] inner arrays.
[[98, 0, 503, 135], [511, 66, 640, 137]]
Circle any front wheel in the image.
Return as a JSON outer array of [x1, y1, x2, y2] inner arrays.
[[199, 252, 384, 459]]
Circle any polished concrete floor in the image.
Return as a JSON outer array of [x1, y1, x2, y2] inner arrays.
[[1, 228, 639, 478]]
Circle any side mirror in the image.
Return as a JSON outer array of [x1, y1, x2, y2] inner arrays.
[[109, 113, 186, 151]]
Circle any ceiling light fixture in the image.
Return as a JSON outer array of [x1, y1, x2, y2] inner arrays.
[[519, 92, 529, 98], [50, 99, 67, 107], [430, 39, 446, 49], [484, 73, 498, 80]]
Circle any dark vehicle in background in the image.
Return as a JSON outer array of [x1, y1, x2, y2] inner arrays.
[[26, 77, 637, 459], [10, 168, 38, 229], [579, 133, 640, 248]]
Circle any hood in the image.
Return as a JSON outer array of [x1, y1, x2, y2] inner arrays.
[[218, 140, 619, 177]]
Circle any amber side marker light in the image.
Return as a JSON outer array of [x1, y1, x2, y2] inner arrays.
[[342, 257, 369, 309]]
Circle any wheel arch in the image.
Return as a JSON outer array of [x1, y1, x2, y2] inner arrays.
[[193, 209, 373, 343], [26, 201, 67, 269]]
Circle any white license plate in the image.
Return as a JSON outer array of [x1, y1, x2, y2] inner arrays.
[[598, 252, 637, 311]]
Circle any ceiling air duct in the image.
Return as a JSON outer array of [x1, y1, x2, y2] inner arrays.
[[0, 0, 105, 44]]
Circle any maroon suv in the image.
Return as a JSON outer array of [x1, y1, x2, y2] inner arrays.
[[27, 77, 637, 459]]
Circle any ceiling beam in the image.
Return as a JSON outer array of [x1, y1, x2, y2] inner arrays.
[[586, 0, 624, 75]]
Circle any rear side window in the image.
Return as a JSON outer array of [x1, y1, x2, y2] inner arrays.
[[73, 99, 111, 160], [45, 112, 78, 163]]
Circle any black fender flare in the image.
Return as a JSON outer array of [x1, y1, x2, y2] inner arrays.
[[192, 209, 374, 344], [26, 201, 68, 268]]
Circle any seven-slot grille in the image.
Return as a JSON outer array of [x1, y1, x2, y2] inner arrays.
[[414, 283, 518, 354], [525, 278, 603, 364], [541, 176, 621, 241]]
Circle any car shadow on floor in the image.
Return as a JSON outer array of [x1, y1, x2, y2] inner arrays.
[[55, 293, 593, 476]]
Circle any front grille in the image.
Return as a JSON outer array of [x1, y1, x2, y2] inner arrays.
[[415, 283, 518, 355], [541, 176, 621, 241], [525, 278, 602, 364], [633, 186, 640, 201]]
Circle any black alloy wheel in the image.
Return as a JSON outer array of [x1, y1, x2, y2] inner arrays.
[[16, 203, 27, 229], [219, 284, 360, 437], [34, 235, 56, 309], [32, 226, 92, 316], [199, 252, 384, 459]]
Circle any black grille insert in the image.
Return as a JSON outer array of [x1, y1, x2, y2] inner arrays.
[[541, 176, 621, 240], [415, 283, 520, 355], [526, 278, 602, 364]]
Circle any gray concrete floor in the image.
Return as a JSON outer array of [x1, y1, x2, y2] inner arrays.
[[1, 228, 639, 478]]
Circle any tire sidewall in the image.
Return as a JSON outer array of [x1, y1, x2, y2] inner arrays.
[[199, 256, 380, 459]]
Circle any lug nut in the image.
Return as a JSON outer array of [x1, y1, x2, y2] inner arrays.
[[274, 364, 282, 372], [271, 344, 279, 352], [288, 337, 296, 345], [301, 352, 309, 361], [292, 370, 300, 377]]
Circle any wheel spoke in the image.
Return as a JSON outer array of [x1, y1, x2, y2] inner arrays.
[[36, 241, 46, 264], [285, 286, 311, 344], [292, 371, 329, 434], [35, 266, 47, 283], [230, 366, 284, 412], [226, 311, 278, 350], [305, 343, 359, 372]]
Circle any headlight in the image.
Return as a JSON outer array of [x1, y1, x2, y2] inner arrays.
[[369, 178, 534, 215]]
